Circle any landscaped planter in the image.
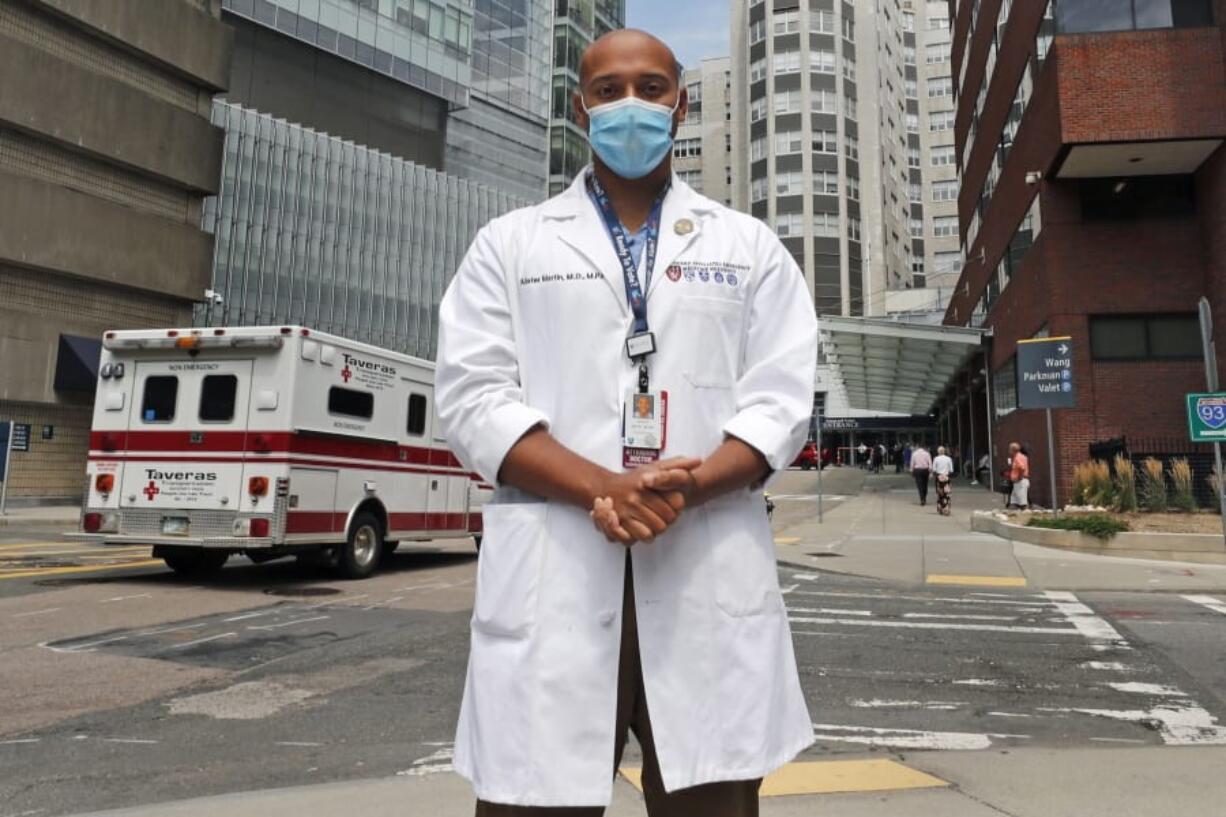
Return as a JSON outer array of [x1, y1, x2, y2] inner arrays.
[[971, 513, 1226, 565]]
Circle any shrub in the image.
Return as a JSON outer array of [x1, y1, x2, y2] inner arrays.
[[1113, 455, 1138, 513], [1071, 460, 1117, 508], [1169, 458, 1197, 513], [1027, 514, 1129, 540], [1210, 465, 1222, 503], [1139, 458, 1168, 512]]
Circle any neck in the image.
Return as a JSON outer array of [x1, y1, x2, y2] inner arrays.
[[593, 158, 671, 232]]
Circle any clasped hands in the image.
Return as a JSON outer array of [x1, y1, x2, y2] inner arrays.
[[588, 457, 703, 545]]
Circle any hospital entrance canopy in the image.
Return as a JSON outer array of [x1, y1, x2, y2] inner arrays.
[[820, 316, 987, 415]]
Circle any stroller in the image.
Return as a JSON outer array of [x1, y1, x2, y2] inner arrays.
[[935, 473, 953, 516]]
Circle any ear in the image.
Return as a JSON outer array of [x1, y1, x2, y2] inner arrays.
[[573, 89, 590, 132], [672, 86, 689, 136]]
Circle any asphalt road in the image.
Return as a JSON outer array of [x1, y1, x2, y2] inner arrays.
[[2, 470, 1225, 816]]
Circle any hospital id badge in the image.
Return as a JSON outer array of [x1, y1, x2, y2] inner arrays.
[[623, 390, 668, 468]]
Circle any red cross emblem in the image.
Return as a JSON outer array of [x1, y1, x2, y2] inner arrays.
[[143, 481, 160, 501], [341, 366, 352, 383]]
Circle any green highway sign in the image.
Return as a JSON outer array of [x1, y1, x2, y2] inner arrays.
[[1187, 393, 1226, 441]]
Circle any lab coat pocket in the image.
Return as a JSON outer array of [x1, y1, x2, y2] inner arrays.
[[704, 500, 783, 618], [678, 297, 743, 388], [472, 503, 548, 638]]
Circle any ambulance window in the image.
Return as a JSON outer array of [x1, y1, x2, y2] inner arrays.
[[328, 387, 374, 420], [141, 376, 178, 423], [407, 393, 428, 436], [199, 375, 238, 422]]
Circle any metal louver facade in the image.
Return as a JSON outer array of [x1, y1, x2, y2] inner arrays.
[[202, 101, 527, 359]]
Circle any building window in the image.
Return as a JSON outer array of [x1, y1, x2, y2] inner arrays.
[[814, 130, 838, 153], [847, 216, 861, 241], [847, 176, 860, 201], [928, 14, 950, 29], [903, 45, 916, 65], [673, 138, 702, 158], [751, 135, 767, 162], [926, 42, 952, 64], [934, 251, 962, 273], [750, 18, 766, 44], [776, 170, 804, 195], [751, 96, 768, 122], [328, 387, 374, 420], [774, 49, 801, 74], [906, 112, 920, 132], [407, 393, 428, 436], [815, 171, 839, 195], [907, 148, 922, 167], [930, 111, 955, 131], [774, 8, 800, 33], [933, 215, 958, 236], [1056, 0, 1214, 34], [845, 137, 859, 160], [142, 376, 178, 423], [775, 89, 803, 114], [928, 76, 954, 98], [750, 57, 768, 83], [932, 180, 958, 201], [811, 9, 835, 33], [993, 358, 1017, 416], [811, 50, 837, 74], [1079, 175, 1196, 220], [813, 211, 840, 237], [930, 145, 956, 166], [1090, 314, 1202, 360], [811, 89, 837, 113], [910, 217, 924, 237], [199, 375, 238, 423], [776, 130, 804, 154], [909, 183, 923, 202], [751, 176, 769, 202], [678, 169, 703, 189], [775, 212, 804, 237]]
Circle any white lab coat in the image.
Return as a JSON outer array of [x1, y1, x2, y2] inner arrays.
[[436, 171, 817, 807]]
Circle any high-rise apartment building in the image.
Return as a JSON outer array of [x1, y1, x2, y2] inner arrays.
[[940, 0, 1225, 507], [732, 0, 961, 321], [673, 57, 734, 206], [0, 0, 232, 501], [548, 0, 624, 195]]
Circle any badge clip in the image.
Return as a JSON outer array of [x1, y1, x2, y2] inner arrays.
[[625, 332, 657, 360]]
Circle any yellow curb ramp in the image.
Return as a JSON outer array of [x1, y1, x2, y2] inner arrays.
[[774, 537, 801, 545], [620, 759, 948, 797], [926, 574, 1028, 588]]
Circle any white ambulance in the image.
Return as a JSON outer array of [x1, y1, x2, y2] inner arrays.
[[74, 326, 491, 579]]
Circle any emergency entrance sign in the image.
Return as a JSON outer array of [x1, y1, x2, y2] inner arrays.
[[1187, 393, 1226, 441]]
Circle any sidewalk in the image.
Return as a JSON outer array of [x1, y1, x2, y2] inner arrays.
[[70, 745, 1226, 816], [773, 471, 1226, 591], [0, 503, 78, 529]]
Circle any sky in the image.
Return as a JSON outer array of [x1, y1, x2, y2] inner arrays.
[[625, 0, 731, 73]]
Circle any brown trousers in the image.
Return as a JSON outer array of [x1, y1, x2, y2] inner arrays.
[[475, 556, 762, 817]]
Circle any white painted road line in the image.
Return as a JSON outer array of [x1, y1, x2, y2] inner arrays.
[[40, 635, 128, 654], [902, 612, 1018, 621], [812, 723, 1028, 751], [789, 589, 1051, 608], [100, 594, 152, 603], [169, 632, 237, 650], [100, 738, 159, 745], [276, 741, 324, 747], [1041, 704, 1226, 746], [247, 615, 330, 631], [11, 608, 62, 618], [0, 739, 41, 745], [789, 612, 1076, 635], [1043, 590, 1131, 652], [1183, 594, 1226, 616]]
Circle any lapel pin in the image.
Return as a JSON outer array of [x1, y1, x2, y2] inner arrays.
[[674, 218, 694, 236]]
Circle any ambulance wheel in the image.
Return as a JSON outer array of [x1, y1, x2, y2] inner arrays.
[[337, 513, 383, 580], [160, 547, 228, 576]]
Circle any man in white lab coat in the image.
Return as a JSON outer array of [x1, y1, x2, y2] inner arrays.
[[436, 29, 818, 816]]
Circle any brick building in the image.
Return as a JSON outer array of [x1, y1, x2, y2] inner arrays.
[[937, 0, 1226, 507]]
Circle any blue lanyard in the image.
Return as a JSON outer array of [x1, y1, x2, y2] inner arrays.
[[586, 170, 670, 337]]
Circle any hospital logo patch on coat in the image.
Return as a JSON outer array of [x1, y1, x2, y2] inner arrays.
[[683, 268, 696, 282], [666, 264, 682, 282], [698, 269, 710, 282], [713, 272, 725, 284], [727, 273, 739, 287]]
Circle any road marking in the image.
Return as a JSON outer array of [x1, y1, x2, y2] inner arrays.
[[101, 594, 152, 603], [952, 679, 1001, 687], [11, 608, 62, 619], [927, 574, 1028, 588], [902, 612, 1017, 621], [40, 635, 128, 654], [811, 723, 1027, 751], [1041, 704, 1226, 746], [1183, 594, 1226, 616], [791, 573, 821, 582], [850, 699, 967, 711], [1044, 591, 1131, 652], [223, 610, 280, 622], [101, 738, 159, 745], [276, 741, 324, 747], [137, 622, 207, 636], [168, 632, 237, 650], [0, 559, 162, 581], [247, 615, 330, 631], [1089, 737, 1147, 744], [1105, 682, 1186, 696], [774, 537, 801, 545], [397, 745, 455, 777], [622, 759, 946, 797], [0, 738, 41, 745], [789, 612, 1075, 635], [1083, 661, 1132, 671], [790, 590, 1049, 607]]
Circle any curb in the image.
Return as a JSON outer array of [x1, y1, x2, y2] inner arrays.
[[971, 514, 1226, 565]]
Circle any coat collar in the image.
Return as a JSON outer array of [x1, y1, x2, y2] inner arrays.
[[542, 167, 719, 309]]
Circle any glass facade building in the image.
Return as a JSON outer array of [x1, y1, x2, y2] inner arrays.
[[222, 0, 475, 107], [549, 0, 624, 194], [446, 0, 553, 200], [202, 102, 527, 359]]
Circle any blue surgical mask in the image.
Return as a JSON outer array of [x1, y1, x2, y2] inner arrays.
[[583, 95, 680, 180]]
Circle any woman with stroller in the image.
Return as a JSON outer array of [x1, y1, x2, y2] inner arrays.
[[932, 445, 955, 516]]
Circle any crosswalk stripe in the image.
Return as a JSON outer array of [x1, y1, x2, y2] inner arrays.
[[1182, 594, 1226, 616], [621, 759, 948, 796]]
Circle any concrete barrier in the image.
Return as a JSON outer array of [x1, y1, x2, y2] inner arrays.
[[971, 513, 1226, 565]]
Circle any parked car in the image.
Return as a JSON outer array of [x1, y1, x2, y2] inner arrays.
[[792, 442, 820, 470]]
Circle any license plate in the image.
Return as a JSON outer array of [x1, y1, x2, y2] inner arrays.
[[161, 517, 190, 536]]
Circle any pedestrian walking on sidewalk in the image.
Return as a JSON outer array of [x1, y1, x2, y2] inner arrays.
[[932, 446, 955, 516], [910, 444, 933, 506], [1008, 442, 1031, 510], [437, 28, 817, 817], [893, 442, 903, 473]]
